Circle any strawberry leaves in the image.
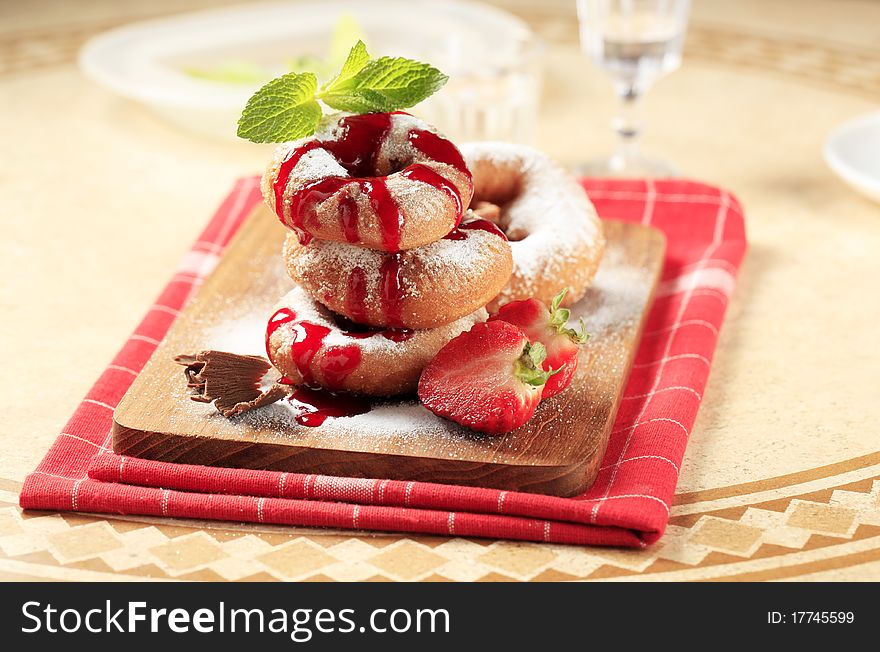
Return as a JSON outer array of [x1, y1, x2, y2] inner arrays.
[[515, 342, 559, 387], [549, 289, 589, 345]]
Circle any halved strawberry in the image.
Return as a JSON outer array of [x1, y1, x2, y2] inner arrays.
[[417, 320, 554, 435], [489, 289, 588, 399]]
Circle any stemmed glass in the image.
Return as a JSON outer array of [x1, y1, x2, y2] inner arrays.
[[575, 0, 691, 177]]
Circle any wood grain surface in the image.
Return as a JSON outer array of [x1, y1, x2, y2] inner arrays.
[[112, 206, 664, 497]]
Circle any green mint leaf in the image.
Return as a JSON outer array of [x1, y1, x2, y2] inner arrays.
[[320, 56, 447, 112], [237, 45, 447, 143], [321, 40, 371, 94], [237, 72, 322, 143], [330, 15, 367, 67], [318, 91, 387, 114]]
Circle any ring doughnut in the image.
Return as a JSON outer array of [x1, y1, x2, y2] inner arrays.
[[459, 142, 606, 311], [283, 217, 513, 329], [266, 286, 488, 396], [262, 112, 474, 252]]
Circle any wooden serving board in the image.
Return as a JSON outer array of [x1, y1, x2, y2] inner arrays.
[[113, 205, 665, 497]]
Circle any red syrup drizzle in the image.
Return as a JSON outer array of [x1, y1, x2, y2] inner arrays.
[[405, 128, 472, 228], [273, 113, 404, 250], [265, 309, 361, 389], [272, 141, 322, 242], [402, 164, 463, 226], [345, 266, 369, 323], [407, 128, 472, 181], [332, 312, 415, 343], [443, 217, 508, 241], [379, 253, 405, 328], [381, 328, 415, 342], [338, 188, 360, 243], [289, 176, 402, 250], [363, 178, 401, 252], [287, 321, 331, 386], [319, 344, 362, 388], [290, 323, 362, 389], [287, 387, 371, 427], [265, 308, 298, 358], [272, 112, 475, 328], [272, 113, 473, 254], [343, 252, 406, 330]]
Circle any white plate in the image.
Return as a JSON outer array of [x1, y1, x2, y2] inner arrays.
[[823, 111, 880, 203], [78, 0, 539, 142]]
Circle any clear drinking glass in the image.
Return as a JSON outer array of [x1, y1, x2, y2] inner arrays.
[[575, 0, 691, 177], [419, 34, 544, 144]]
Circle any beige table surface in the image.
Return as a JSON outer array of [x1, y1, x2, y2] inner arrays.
[[2, 0, 879, 581]]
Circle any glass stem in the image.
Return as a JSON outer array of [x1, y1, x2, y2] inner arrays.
[[610, 83, 642, 170]]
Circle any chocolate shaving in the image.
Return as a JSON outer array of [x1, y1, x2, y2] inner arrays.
[[470, 201, 502, 224], [222, 383, 292, 417], [175, 350, 293, 417]]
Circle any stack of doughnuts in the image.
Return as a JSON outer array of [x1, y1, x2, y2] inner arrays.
[[263, 112, 509, 395], [262, 112, 605, 397]]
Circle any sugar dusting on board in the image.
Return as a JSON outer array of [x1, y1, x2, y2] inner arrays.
[[178, 227, 649, 452], [240, 397, 460, 442], [570, 242, 651, 334], [205, 313, 269, 356], [195, 293, 466, 445]]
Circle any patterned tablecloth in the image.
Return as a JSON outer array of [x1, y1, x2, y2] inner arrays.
[[2, 0, 880, 581]]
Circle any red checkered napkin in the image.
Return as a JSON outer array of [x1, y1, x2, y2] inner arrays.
[[20, 177, 746, 547]]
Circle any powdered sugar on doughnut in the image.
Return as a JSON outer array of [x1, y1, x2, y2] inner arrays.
[[287, 228, 502, 299], [270, 113, 429, 192], [261, 113, 472, 252], [283, 222, 512, 329], [379, 112, 424, 165], [460, 142, 606, 309], [266, 285, 488, 395], [274, 286, 485, 357], [292, 148, 348, 185]]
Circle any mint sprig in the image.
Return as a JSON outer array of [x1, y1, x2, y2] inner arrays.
[[237, 73, 322, 143], [237, 41, 447, 143], [320, 55, 448, 112], [321, 39, 370, 95]]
